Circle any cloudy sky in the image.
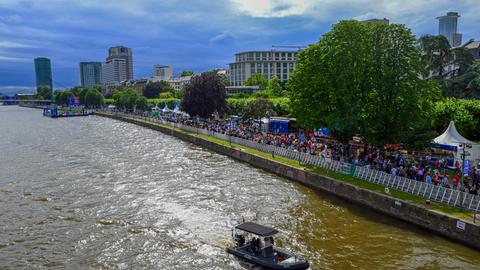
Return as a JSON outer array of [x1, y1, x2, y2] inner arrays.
[[0, 0, 479, 93]]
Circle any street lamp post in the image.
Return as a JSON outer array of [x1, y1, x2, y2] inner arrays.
[[459, 143, 472, 190]]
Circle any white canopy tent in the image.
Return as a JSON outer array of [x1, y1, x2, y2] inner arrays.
[[433, 121, 480, 162], [162, 103, 172, 113]]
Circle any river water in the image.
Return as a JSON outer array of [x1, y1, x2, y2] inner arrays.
[[0, 106, 479, 270]]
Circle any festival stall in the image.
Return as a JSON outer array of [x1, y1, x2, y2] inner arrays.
[[432, 121, 480, 162]]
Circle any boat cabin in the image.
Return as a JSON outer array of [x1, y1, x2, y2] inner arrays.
[[228, 222, 309, 270]]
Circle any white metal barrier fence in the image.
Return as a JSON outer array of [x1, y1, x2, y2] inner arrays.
[[110, 111, 480, 213]]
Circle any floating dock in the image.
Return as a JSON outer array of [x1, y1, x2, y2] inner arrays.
[[43, 106, 91, 118]]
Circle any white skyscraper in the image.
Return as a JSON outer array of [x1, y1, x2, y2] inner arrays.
[[436, 12, 462, 47]]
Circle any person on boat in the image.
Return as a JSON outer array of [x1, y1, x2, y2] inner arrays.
[[235, 234, 245, 247], [250, 237, 258, 253]]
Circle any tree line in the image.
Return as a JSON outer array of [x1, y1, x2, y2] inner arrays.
[[36, 85, 104, 107]]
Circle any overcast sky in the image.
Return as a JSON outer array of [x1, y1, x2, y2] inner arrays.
[[0, 0, 479, 93]]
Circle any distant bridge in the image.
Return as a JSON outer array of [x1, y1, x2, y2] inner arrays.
[[1, 100, 52, 104]]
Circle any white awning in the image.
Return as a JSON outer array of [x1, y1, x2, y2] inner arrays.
[[433, 121, 475, 145]]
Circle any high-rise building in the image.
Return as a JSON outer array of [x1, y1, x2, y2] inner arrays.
[[79, 62, 102, 87], [102, 58, 127, 83], [436, 12, 462, 47], [34, 57, 52, 90], [228, 50, 298, 86], [107, 46, 133, 80], [153, 65, 173, 81]]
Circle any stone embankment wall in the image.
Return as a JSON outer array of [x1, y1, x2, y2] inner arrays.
[[18, 103, 44, 109], [96, 112, 480, 250]]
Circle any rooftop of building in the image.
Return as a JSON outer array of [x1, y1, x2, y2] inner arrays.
[[361, 18, 389, 24], [235, 49, 301, 56], [463, 39, 480, 49], [436, 12, 460, 19]]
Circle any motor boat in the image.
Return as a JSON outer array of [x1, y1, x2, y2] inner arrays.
[[227, 222, 309, 270]]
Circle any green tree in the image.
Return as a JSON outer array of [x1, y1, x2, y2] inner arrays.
[[160, 80, 175, 92], [289, 20, 437, 147], [419, 34, 452, 79], [36, 85, 52, 100], [433, 98, 480, 141], [241, 97, 276, 120], [231, 92, 251, 99], [143, 81, 175, 98], [70, 86, 84, 97], [135, 96, 148, 111], [143, 81, 163, 98], [180, 70, 194, 77], [159, 91, 174, 98], [79, 87, 89, 105], [181, 72, 228, 118], [363, 23, 439, 147], [116, 89, 139, 111], [288, 20, 372, 143], [443, 63, 480, 98], [266, 75, 283, 96], [54, 90, 74, 105], [452, 47, 474, 76], [84, 88, 105, 107], [244, 73, 268, 89]]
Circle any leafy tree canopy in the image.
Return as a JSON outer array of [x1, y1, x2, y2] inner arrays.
[[181, 73, 228, 118], [84, 88, 105, 107], [36, 85, 52, 100], [241, 97, 276, 120], [266, 75, 284, 96], [289, 20, 438, 147], [143, 81, 162, 98], [244, 73, 268, 89], [180, 70, 194, 77], [113, 88, 147, 111], [231, 92, 251, 99], [54, 90, 74, 105]]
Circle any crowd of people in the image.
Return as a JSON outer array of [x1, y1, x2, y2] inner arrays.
[[133, 109, 480, 195]]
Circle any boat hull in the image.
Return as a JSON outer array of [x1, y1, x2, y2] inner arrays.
[[227, 247, 309, 270]]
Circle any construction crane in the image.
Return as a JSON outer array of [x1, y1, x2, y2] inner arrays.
[[271, 45, 307, 51]]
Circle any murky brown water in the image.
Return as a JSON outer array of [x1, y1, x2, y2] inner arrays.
[[1, 106, 479, 269]]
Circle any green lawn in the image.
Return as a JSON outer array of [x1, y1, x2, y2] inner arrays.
[[98, 112, 475, 221]]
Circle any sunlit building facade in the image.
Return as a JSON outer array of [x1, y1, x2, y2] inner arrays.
[[228, 50, 298, 86]]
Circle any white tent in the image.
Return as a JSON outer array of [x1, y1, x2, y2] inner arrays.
[[433, 121, 480, 162], [162, 103, 172, 113], [173, 104, 180, 113]]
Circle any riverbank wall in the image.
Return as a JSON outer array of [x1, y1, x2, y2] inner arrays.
[[18, 103, 44, 109], [95, 112, 480, 250]]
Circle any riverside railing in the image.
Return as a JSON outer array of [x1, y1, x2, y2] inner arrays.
[[108, 111, 480, 213]]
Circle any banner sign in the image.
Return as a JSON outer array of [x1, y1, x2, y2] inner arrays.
[[430, 143, 458, 152]]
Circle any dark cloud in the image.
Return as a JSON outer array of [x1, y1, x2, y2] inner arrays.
[[0, 0, 478, 90]]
